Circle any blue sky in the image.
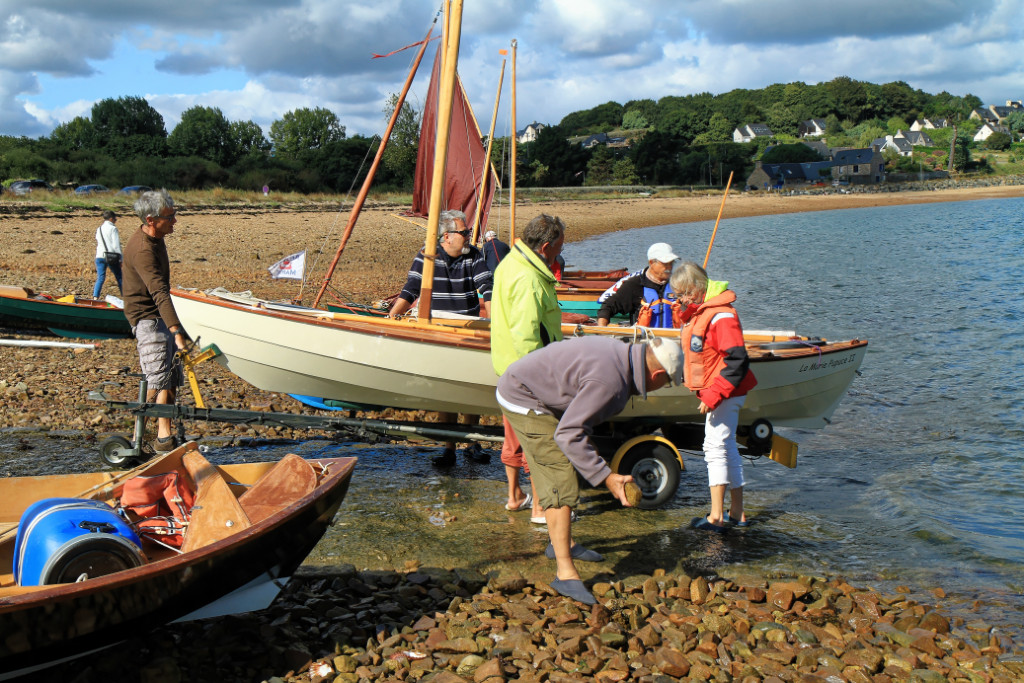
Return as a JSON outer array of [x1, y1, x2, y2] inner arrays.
[[2, 0, 1022, 141]]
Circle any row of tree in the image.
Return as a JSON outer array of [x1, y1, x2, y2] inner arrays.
[[2, 78, 1021, 195]]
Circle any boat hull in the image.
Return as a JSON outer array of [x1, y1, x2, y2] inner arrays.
[[0, 449, 355, 679], [172, 289, 866, 429], [0, 289, 131, 339]]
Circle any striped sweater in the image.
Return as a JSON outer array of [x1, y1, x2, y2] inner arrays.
[[397, 245, 493, 316]]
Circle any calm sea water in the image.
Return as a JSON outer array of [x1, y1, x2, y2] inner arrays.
[[565, 196, 1024, 610]]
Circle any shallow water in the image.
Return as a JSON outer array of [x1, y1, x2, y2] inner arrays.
[[2, 197, 1023, 643]]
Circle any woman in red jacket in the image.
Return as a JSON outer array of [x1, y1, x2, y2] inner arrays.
[[670, 262, 757, 533]]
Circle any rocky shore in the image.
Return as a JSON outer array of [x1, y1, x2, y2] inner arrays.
[[56, 565, 1023, 682]]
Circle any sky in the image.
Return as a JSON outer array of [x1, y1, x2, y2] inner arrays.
[[1, 0, 1023, 141]]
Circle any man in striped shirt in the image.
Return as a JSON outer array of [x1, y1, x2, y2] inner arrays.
[[389, 210, 492, 318]]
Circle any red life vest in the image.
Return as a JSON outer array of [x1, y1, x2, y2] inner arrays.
[[680, 290, 739, 392]]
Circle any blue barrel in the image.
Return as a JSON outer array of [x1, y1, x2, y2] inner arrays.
[[13, 497, 145, 586]]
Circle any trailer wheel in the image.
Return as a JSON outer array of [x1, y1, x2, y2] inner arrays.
[[616, 440, 681, 509], [99, 435, 136, 467]]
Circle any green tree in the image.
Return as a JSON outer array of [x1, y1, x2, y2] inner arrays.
[[1004, 111, 1024, 136], [886, 117, 910, 134], [558, 101, 623, 135], [825, 76, 868, 123], [984, 131, 1012, 151], [621, 110, 649, 130], [765, 102, 799, 137], [91, 96, 166, 148], [611, 158, 640, 185], [380, 93, 420, 189], [269, 107, 346, 159], [230, 120, 271, 158], [584, 145, 615, 185], [522, 124, 589, 186], [168, 106, 234, 166], [50, 116, 96, 152], [761, 143, 824, 163]]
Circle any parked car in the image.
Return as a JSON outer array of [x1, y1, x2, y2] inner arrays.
[[9, 179, 54, 195], [117, 185, 152, 195], [74, 184, 110, 195]]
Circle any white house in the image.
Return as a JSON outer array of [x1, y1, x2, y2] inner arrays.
[[974, 122, 1009, 142], [517, 122, 545, 143], [798, 119, 827, 137], [733, 123, 774, 143]]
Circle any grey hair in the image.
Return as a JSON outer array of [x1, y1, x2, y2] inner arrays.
[[669, 261, 709, 296], [133, 189, 175, 223], [520, 214, 565, 251], [438, 209, 468, 238]]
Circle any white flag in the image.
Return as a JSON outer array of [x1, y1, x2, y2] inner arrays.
[[268, 250, 306, 280]]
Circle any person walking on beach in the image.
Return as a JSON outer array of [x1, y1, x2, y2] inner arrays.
[[122, 189, 189, 453], [596, 242, 680, 327], [490, 214, 565, 521], [671, 262, 757, 533], [389, 209, 493, 467], [497, 335, 684, 604], [92, 210, 123, 297]]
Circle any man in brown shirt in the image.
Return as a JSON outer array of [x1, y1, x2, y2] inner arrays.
[[122, 189, 189, 452]]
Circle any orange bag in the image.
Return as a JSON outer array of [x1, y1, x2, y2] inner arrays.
[[121, 472, 195, 519]]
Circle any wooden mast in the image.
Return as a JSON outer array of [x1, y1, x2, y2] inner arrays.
[[702, 171, 734, 269], [417, 0, 464, 320], [311, 23, 435, 308], [471, 54, 506, 244], [509, 39, 518, 244]]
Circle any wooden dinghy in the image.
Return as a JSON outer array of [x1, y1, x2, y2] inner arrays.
[[0, 441, 355, 679], [0, 285, 132, 339]]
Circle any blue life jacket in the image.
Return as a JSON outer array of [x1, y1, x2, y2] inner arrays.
[[641, 282, 675, 328]]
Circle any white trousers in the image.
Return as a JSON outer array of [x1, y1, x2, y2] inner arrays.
[[703, 395, 746, 488]]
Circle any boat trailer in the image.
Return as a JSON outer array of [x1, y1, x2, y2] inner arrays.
[[88, 345, 797, 509]]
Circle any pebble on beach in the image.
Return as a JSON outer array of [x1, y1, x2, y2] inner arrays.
[[53, 564, 1023, 682]]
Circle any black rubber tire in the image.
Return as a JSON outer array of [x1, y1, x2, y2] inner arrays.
[[99, 435, 136, 467], [616, 441, 681, 509]]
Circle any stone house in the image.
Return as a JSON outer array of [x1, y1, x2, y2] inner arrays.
[[832, 148, 886, 184], [580, 132, 609, 149]]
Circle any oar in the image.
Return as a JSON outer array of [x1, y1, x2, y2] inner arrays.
[[702, 170, 734, 269]]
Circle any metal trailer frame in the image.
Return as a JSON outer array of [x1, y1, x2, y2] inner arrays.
[[88, 346, 796, 509]]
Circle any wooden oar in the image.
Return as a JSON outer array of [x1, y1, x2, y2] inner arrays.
[[702, 170, 734, 269]]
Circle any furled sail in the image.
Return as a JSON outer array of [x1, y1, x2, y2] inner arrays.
[[410, 45, 497, 231]]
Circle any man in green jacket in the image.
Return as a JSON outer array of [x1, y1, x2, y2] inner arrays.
[[490, 214, 565, 519]]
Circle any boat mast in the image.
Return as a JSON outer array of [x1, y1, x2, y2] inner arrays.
[[702, 171, 735, 269], [417, 0, 464, 320], [471, 53, 506, 244], [311, 22, 436, 309], [509, 39, 518, 243]]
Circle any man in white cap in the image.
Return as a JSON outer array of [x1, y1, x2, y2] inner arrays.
[[596, 242, 680, 327], [481, 229, 510, 273]]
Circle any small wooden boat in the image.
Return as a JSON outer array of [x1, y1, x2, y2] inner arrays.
[[0, 285, 132, 339], [0, 441, 356, 679]]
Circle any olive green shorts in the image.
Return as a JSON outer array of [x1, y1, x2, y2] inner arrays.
[[502, 409, 579, 510]]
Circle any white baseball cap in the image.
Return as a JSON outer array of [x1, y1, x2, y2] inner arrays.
[[484, 230, 497, 241], [649, 338, 684, 386], [647, 242, 679, 264]]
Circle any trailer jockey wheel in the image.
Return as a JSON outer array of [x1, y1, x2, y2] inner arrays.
[[99, 435, 136, 467], [747, 419, 774, 454], [614, 439, 682, 509]]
